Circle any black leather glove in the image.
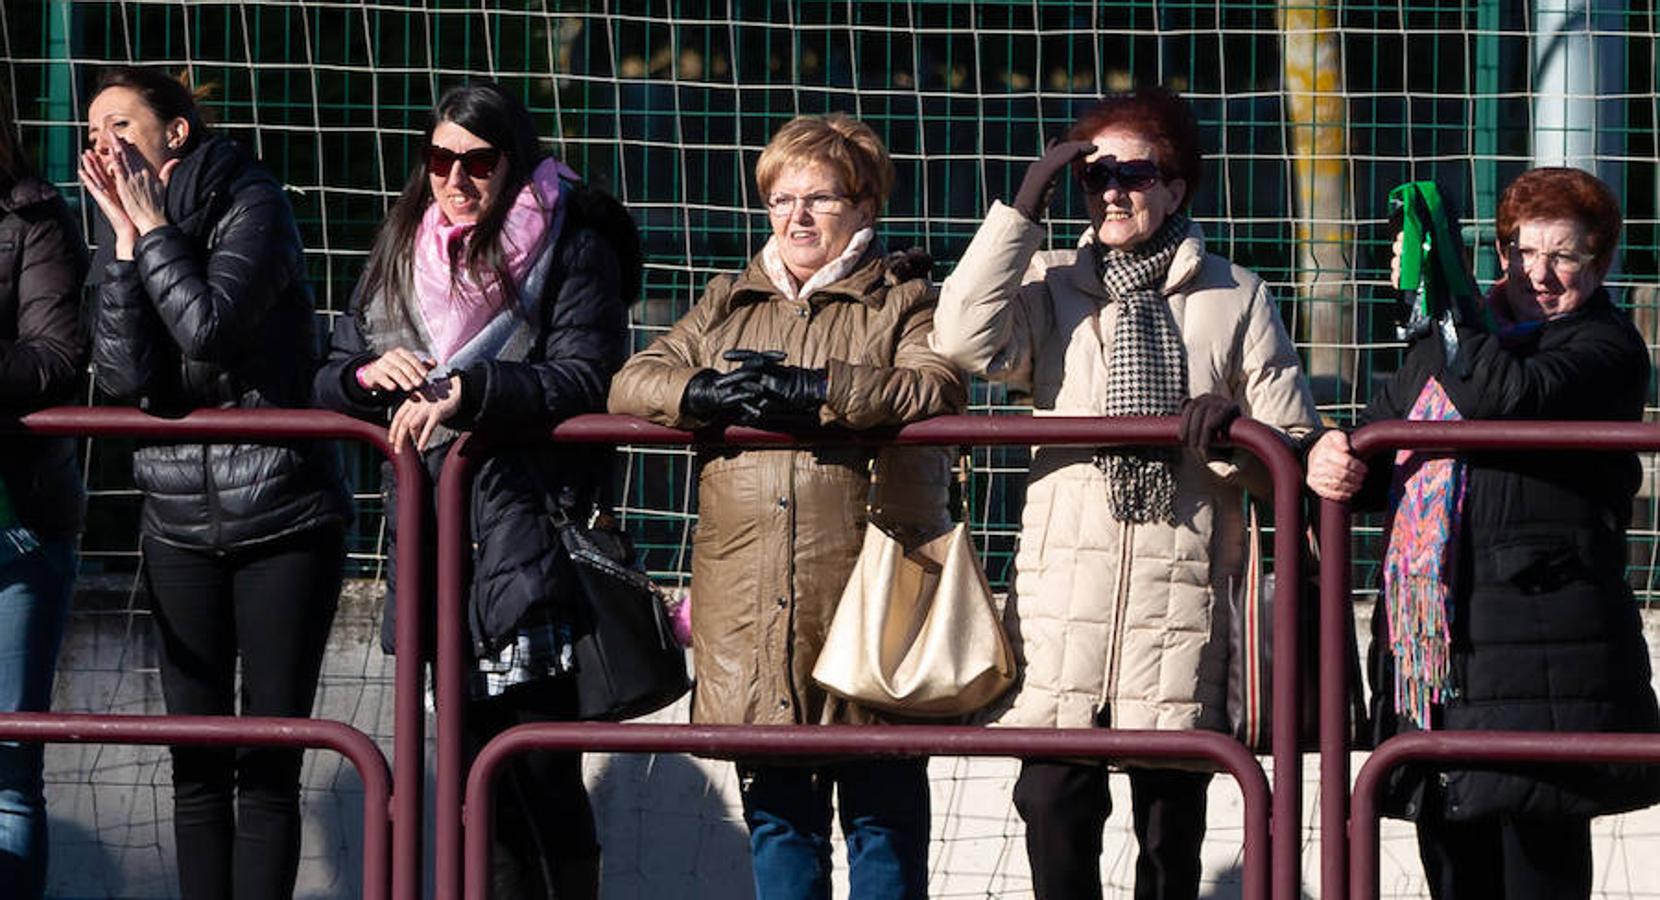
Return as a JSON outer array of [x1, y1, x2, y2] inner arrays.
[[722, 349, 829, 425], [1012, 139, 1097, 224], [680, 367, 760, 423], [1179, 393, 1243, 462]]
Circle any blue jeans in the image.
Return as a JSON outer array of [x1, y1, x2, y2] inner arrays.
[[0, 539, 76, 900], [738, 758, 930, 900]]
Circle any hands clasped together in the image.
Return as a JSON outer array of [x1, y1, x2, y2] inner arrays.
[[681, 349, 829, 427], [357, 348, 463, 454], [78, 133, 176, 260]]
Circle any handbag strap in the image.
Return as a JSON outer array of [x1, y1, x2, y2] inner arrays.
[[865, 445, 972, 523]]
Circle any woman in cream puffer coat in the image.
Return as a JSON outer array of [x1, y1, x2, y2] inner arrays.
[[931, 87, 1319, 900]]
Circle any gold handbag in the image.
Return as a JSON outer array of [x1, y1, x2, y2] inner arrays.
[[811, 451, 1016, 717]]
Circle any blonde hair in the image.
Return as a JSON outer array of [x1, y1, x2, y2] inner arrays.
[[755, 113, 895, 215]]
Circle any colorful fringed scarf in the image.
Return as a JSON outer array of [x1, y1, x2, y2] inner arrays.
[[1381, 377, 1465, 729]]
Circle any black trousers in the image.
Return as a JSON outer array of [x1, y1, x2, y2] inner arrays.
[[1013, 760, 1212, 900], [464, 678, 600, 900], [143, 525, 344, 900], [1416, 809, 1592, 900]]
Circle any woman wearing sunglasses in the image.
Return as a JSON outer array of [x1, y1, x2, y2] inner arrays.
[[931, 86, 1318, 900], [316, 81, 636, 900], [79, 67, 351, 900]]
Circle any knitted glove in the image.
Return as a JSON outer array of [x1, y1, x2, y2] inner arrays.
[[1012, 139, 1097, 224], [1179, 393, 1243, 462]]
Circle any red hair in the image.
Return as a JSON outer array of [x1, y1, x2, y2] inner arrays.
[[1065, 86, 1203, 212], [1494, 167, 1622, 270]]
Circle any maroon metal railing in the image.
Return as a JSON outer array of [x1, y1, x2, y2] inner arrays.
[[436, 414, 1308, 900], [465, 724, 1269, 900], [1319, 419, 1660, 899], [0, 713, 391, 898], [0, 407, 426, 900]]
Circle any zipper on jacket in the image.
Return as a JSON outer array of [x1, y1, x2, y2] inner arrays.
[[202, 442, 223, 551], [1101, 520, 1137, 716]]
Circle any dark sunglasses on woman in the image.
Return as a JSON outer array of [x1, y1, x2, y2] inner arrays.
[[1078, 158, 1163, 194], [426, 145, 503, 179]]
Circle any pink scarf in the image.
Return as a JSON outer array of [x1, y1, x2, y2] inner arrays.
[[412, 157, 578, 363]]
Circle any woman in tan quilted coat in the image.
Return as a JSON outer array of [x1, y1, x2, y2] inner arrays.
[[931, 87, 1319, 900], [608, 113, 965, 900]]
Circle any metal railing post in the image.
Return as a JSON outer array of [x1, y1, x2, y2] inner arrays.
[[0, 713, 392, 899], [4, 407, 424, 900], [1324, 419, 1660, 899], [435, 414, 1303, 900]]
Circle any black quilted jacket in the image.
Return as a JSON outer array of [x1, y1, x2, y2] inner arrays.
[[0, 176, 87, 539], [89, 134, 350, 550], [315, 183, 636, 657]]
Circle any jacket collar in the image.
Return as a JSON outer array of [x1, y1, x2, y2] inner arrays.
[[729, 244, 892, 309], [166, 134, 254, 236], [1065, 220, 1208, 300], [0, 176, 59, 214]]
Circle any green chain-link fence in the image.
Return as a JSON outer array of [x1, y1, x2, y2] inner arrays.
[[3, 0, 1657, 596]]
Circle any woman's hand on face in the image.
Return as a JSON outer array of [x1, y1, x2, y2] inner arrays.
[[1306, 429, 1367, 502], [79, 147, 139, 259], [359, 347, 435, 393], [109, 136, 179, 238], [388, 375, 462, 454]]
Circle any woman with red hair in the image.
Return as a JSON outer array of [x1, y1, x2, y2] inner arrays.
[[1308, 167, 1660, 898]]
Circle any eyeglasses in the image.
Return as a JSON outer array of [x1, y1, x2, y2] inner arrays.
[[1077, 158, 1164, 194], [1506, 241, 1590, 275], [766, 192, 853, 216], [426, 145, 503, 180]]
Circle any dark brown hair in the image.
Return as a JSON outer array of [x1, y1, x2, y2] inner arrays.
[[92, 67, 211, 155], [1065, 85, 1203, 214], [1494, 167, 1622, 271], [356, 81, 544, 324]]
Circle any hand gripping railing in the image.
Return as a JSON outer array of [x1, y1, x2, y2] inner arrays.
[[0, 407, 427, 900], [1319, 419, 1660, 899], [436, 414, 1308, 900]]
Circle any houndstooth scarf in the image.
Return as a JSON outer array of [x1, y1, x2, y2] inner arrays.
[[1096, 212, 1191, 524]]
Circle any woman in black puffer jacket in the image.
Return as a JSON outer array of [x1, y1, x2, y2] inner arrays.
[[79, 67, 349, 900], [315, 82, 636, 900]]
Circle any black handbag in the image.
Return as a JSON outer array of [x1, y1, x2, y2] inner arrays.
[[552, 506, 690, 721]]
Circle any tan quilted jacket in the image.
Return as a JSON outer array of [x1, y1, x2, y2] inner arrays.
[[609, 249, 967, 726], [932, 201, 1319, 731]]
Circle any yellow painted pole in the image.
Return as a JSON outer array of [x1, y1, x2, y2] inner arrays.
[[1280, 1, 1353, 403]]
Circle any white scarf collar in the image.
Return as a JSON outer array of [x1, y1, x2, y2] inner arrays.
[[759, 227, 876, 303]]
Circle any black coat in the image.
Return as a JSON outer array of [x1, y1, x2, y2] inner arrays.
[[0, 177, 87, 539], [1358, 290, 1660, 822], [89, 134, 350, 550], [315, 183, 635, 657]]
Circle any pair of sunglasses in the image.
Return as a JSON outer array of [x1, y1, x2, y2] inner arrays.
[[1077, 157, 1163, 194], [426, 145, 503, 179]]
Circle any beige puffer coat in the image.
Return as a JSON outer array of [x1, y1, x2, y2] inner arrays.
[[609, 249, 967, 726], [931, 201, 1319, 732]]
